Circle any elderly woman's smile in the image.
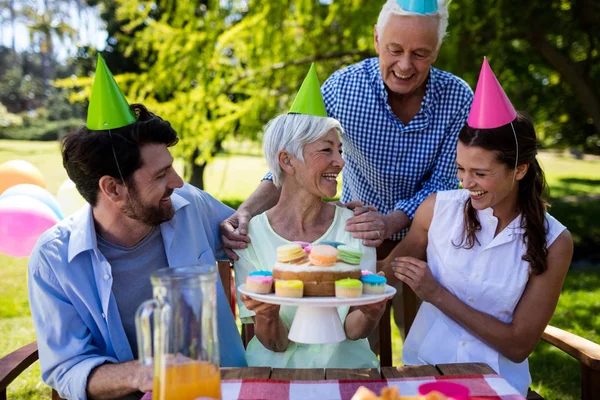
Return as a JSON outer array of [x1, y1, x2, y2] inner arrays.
[[322, 172, 340, 181], [294, 129, 344, 199]]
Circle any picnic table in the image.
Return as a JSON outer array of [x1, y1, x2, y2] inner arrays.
[[141, 362, 526, 399]]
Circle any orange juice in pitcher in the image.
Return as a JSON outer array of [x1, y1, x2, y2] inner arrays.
[[136, 266, 221, 400], [154, 361, 221, 400]]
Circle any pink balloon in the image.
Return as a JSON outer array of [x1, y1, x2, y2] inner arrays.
[[0, 195, 59, 258]]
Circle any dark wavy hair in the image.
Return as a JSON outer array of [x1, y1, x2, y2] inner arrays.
[[457, 113, 549, 275], [61, 104, 179, 206]]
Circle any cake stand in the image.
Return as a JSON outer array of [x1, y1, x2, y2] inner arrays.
[[238, 284, 396, 345]]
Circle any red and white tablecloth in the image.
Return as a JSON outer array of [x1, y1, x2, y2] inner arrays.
[[142, 373, 526, 399]]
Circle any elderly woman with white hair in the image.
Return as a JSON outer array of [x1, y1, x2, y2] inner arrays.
[[233, 112, 388, 368]]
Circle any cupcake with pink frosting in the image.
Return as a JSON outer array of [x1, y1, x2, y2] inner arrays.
[[245, 275, 274, 294]]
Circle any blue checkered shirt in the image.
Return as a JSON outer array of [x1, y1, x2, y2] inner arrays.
[[264, 58, 472, 240]]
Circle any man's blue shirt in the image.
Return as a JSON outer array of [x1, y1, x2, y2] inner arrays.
[[322, 58, 473, 239], [28, 183, 247, 400]]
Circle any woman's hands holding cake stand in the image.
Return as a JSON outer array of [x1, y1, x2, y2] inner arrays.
[[239, 244, 396, 345], [241, 294, 290, 352]]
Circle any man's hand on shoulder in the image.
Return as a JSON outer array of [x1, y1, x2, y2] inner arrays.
[[345, 205, 411, 247], [220, 209, 251, 260], [344, 204, 385, 247]]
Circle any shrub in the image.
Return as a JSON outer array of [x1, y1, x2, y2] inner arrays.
[[0, 118, 82, 141], [0, 103, 23, 128]]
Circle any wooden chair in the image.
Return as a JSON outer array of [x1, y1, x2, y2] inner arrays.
[[0, 341, 62, 400], [217, 259, 255, 347]]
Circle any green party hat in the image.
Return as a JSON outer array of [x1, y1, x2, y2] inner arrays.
[[288, 63, 327, 117], [86, 54, 136, 130]]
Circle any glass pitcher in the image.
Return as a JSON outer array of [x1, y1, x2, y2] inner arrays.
[[135, 265, 220, 400]]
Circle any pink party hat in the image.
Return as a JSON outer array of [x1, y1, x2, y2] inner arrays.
[[467, 57, 517, 129]]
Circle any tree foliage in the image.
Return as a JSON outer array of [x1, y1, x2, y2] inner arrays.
[[58, 0, 600, 188], [440, 0, 600, 152], [86, 0, 381, 187]]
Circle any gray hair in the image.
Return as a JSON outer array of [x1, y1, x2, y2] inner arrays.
[[376, 0, 449, 50], [263, 113, 342, 188]]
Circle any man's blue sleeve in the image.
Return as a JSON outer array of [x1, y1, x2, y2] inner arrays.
[[28, 248, 118, 400]]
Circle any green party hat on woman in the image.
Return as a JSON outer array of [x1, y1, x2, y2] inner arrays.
[[288, 63, 327, 117], [86, 54, 136, 130]]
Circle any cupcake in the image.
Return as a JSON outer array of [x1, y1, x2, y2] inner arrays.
[[335, 278, 363, 298], [249, 270, 273, 277], [275, 280, 304, 298], [245, 275, 273, 294], [361, 274, 387, 295]]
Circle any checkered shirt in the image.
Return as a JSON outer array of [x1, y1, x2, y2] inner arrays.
[[264, 58, 472, 240]]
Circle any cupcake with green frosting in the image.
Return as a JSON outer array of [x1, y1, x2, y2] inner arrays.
[[335, 278, 363, 298]]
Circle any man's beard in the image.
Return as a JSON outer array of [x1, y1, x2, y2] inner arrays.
[[121, 188, 175, 226]]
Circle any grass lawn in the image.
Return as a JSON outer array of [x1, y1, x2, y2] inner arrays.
[[1, 139, 599, 399]]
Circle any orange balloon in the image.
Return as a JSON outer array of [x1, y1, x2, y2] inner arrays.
[[0, 160, 47, 195]]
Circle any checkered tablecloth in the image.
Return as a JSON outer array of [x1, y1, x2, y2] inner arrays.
[[141, 374, 526, 399]]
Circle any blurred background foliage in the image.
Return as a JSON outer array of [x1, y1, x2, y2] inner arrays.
[[1, 3, 599, 398], [0, 0, 598, 187]]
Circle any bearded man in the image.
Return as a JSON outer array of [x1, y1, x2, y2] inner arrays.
[[28, 56, 246, 400]]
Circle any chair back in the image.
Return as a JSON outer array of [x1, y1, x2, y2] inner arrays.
[[0, 341, 63, 400], [217, 259, 255, 347]]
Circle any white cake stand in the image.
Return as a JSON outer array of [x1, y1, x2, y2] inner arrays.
[[238, 284, 396, 345]]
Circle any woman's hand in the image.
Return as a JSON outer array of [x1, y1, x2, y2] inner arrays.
[[392, 257, 443, 304], [241, 294, 289, 352], [241, 294, 280, 319], [346, 297, 390, 340], [355, 298, 390, 324], [357, 272, 393, 321]]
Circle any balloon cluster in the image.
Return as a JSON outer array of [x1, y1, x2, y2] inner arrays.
[[0, 160, 86, 258]]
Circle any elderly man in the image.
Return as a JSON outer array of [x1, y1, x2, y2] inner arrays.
[[28, 55, 246, 400], [222, 0, 472, 338]]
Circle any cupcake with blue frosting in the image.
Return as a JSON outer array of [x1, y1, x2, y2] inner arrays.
[[360, 274, 387, 295]]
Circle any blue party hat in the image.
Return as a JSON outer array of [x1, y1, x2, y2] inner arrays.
[[396, 0, 438, 14]]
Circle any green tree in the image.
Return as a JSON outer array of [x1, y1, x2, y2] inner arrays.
[[23, 0, 76, 85], [439, 0, 600, 152], [0, 47, 47, 111], [122, 0, 380, 188], [60, 0, 600, 189], [62, 0, 379, 188]]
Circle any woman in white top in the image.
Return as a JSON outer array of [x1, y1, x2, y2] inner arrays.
[[234, 112, 388, 368], [381, 111, 573, 395]]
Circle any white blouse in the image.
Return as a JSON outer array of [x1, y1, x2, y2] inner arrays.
[[402, 189, 566, 395]]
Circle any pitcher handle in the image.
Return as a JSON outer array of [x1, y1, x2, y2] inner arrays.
[[135, 299, 158, 366]]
